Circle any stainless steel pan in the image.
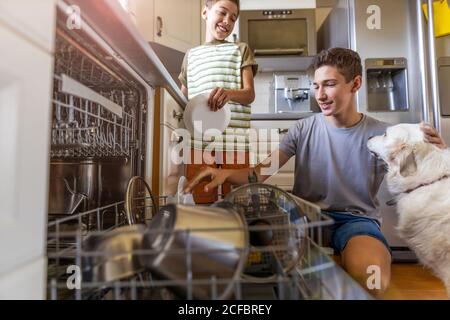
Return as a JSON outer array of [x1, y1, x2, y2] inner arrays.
[[141, 204, 249, 300], [223, 183, 309, 282], [82, 224, 145, 283]]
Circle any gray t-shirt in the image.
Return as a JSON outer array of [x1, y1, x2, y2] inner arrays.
[[279, 113, 388, 221]]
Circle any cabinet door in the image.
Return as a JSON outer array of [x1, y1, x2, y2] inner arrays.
[[0, 0, 55, 52], [0, 24, 53, 280], [154, 0, 201, 52], [159, 89, 186, 197], [161, 89, 185, 128], [159, 124, 186, 197], [133, 0, 155, 42]]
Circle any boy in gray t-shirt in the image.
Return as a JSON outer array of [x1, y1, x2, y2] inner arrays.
[[185, 48, 446, 298], [279, 112, 388, 221]]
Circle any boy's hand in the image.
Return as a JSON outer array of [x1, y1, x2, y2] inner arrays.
[[184, 167, 229, 193], [420, 122, 447, 149], [208, 88, 231, 111]]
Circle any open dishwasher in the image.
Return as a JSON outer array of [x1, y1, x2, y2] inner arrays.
[[47, 181, 373, 300], [46, 5, 152, 296], [45, 2, 372, 301]]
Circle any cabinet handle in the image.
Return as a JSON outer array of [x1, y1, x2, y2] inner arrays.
[[156, 16, 163, 37], [278, 129, 289, 134], [172, 110, 183, 121]]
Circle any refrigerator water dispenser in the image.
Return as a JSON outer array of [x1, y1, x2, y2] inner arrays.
[[365, 58, 409, 112]]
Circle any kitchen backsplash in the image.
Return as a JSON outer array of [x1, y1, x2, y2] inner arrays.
[[252, 72, 273, 113]]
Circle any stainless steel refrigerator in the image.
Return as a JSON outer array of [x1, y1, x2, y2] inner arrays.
[[317, 0, 450, 261]]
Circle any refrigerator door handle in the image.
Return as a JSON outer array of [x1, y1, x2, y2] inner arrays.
[[417, 0, 431, 124], [426, 0, 442, 132]]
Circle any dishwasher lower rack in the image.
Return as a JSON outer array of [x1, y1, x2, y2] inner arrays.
[[46, 198, 373, 300]]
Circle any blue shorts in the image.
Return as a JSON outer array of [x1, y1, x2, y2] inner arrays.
[[322, 211, 391, 256]]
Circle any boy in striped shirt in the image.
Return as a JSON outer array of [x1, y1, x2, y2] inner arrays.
[[178, 0, 258, 203]]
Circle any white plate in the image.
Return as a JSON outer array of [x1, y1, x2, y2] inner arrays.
[[183, 93, 231, 140]]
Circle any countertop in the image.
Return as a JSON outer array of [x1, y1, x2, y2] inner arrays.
[[62, 0, 187, 108]]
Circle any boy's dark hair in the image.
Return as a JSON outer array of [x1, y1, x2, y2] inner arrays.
[[310, 48, 362, 82], [205, 0, 240, 13]]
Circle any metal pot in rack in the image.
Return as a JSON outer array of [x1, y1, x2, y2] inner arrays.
[[48, 160, 97, 215], [223, 183, 309, 282], [141, 204, 249, 300], [82, 224, 146, 283]]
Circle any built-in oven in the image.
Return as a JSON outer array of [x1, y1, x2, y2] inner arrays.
[[239, 9, 317, 57]]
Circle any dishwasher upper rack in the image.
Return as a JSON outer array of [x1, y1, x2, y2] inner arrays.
[[51, 29, 143, 159], [51, 74, 135, 158], [46, 196, 372, 300], [54, 28, 142, 110]]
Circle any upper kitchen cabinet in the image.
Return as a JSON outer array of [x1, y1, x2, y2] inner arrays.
[[134, 0, 201, 53], [154, 0, 201, 52], [133, 0, 155, 42]]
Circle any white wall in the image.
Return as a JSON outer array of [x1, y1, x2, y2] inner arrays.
[[252, 72, 273, 113], [315, 7, 332, 31]]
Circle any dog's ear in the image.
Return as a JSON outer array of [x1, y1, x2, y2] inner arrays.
[[399, 151, 417, 177]]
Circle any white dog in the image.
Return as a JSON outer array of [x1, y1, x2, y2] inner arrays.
[[367, 123, 450, 297]]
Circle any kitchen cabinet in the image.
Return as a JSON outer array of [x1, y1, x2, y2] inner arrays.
[[152, 88, 186, 200], [133, 0, 155, 42], [250, 120, 296, 191], [0, 0, 55, 52], [0, 12, 54, 298], [160, 88, 186, 197], [134, 0, 201, 53]]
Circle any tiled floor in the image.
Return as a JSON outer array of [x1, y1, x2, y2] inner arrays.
[[382, 263, 448, 300]]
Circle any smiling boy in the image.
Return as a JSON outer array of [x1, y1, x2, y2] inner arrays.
[[185, 48, 446, 298], [178, 0, 258, 203]]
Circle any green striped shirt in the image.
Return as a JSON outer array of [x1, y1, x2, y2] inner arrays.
[[179, 40, 257, 151]]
